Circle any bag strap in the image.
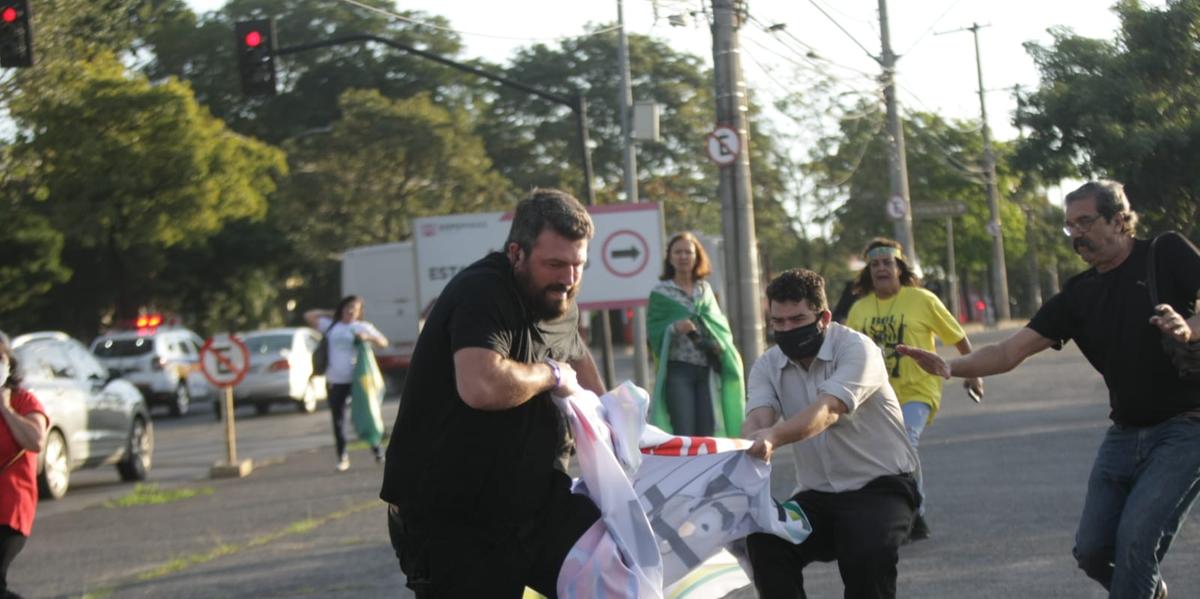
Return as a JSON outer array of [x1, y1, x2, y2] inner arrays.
[[1, 449, 26, 473], [1147, 234, 1162, 308]]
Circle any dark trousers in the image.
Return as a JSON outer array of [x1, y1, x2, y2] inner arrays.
[[0, 525, 27, 599], [747, 473, 918, 599], [326, 383, 352, 458], [664, 360, 715, 436], [387, 471, 599, 598]]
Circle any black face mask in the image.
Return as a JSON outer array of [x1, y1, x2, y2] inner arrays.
[[774, 320, 825, 361]]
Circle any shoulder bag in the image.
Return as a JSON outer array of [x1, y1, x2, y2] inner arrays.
[[1147, 234, 1200, 382]]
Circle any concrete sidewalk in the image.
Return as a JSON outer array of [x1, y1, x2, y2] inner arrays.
[[12, 445, 411, 599]]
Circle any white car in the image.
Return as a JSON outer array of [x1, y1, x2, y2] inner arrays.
[[90, 327, 212, 417], [232, 328, 327, 415], [13, 332, 153, 500]]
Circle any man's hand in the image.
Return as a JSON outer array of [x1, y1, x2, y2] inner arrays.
[[896, 344, 952, 379], [675, 319, 697, 335], [746, 428, 776, 463], [1150, 304, 1194, 343], [963, 377, 984, 402], [550, 361, 583, 398]]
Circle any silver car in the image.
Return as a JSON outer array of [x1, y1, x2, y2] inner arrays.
[[12, 332, 153, 500], [231, 328, 327, 415]]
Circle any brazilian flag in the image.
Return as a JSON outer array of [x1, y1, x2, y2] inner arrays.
[[351, 340, 385, 447]]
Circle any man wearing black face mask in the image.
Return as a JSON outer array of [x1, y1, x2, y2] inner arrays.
[[742, 268, 920, 599]]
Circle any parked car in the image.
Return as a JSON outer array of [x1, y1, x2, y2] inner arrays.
[[12, 332, 153, 500], [90, 326, 211, 417], [231, 328, 327, 415]]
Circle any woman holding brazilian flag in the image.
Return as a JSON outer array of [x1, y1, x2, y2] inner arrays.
[[647, 232, 744, 437]]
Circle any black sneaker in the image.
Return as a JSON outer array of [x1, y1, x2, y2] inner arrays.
[[907, 514, 931, 543]]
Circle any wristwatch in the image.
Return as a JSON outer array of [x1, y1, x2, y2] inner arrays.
[[543, 357, 562, 390]]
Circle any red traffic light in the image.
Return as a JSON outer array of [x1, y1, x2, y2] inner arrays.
[[1, 7, 16, 23], [243, 30, 262, 48]]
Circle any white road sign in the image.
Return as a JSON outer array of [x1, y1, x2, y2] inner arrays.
[[886, 195, 908, 221], [705, 125, 740, 166], [413, 204, 664, 313], [200, 334, 250, 388]]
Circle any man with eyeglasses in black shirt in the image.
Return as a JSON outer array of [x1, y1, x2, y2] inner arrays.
[[899, 180, 1200, 599]]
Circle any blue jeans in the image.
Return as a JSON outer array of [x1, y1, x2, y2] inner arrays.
[[901, 402, 931, 516], [1074, 414, 1200, 598], [664, 361, 715, 436]]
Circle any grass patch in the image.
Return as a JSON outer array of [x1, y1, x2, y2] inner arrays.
[[104, 483, 214, 508]]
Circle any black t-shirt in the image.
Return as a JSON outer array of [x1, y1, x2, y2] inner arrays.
[[380, 252, 587, 522], [1027, 233, 1200, 426]]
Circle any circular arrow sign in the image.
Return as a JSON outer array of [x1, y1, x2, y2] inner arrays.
[[601, 229, 650, 278], [199, 334, 250, 388], [885, 195, 908, 221], [705, 125, 740, 166]]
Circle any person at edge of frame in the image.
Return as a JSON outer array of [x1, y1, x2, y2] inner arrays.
[[899, 180, 1200, 599]]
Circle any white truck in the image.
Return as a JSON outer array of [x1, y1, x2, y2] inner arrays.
[[341, 242, 420, 375]]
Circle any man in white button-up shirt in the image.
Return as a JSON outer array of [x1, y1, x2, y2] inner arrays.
[[742, 268, 919, 599]]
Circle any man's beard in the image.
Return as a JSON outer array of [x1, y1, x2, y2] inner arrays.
[[515, 268, 578, 321]]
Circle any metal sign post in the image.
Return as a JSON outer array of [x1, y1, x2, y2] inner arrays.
[[912, 201, 967, 320], [200, 334, 253, 478]]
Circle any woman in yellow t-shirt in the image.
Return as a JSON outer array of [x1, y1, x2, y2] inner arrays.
[[846, 237, 983, 542]]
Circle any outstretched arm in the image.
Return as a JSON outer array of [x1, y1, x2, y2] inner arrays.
[[746, 396, 847, 462], [953, 337, 985, 399], [897, 327, 1056, 379]]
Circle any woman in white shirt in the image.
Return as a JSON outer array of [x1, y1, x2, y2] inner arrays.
[[305, 296, 388, 471]]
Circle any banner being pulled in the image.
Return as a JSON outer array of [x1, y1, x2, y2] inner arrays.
[[554, 382, 811, 598]]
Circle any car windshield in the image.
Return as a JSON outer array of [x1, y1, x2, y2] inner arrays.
[[243, 334, 293, 355], [93, 337, 154, 357]]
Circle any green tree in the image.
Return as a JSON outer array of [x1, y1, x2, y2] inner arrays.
[[1016, 0, 1200, 236], [804, 104, 1037, 313], [142, 0, 476, 144], [9, 54, 286, 334], [479, 27, 797, 263], [276, 88, 514, 260]]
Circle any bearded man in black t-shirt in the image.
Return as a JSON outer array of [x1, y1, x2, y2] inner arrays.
[[898, 180, 1200, 599], [380, 188, 606, 598]]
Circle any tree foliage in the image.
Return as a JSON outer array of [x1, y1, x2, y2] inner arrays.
[[276, 89, 514, 258], [1016, 0, 1200, 236], [8, 53, 285, 333]]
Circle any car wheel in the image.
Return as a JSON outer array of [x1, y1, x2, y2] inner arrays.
[[298, 381, 318, 414], [38, 429, 70, 500], [255, 402, 271, 416], [117, 417, 153, 482], [169, 383, 191, 417]]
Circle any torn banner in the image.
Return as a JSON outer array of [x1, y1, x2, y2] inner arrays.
[[554, 382, 811, 598]]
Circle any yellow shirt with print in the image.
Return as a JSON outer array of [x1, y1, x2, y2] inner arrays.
[[846, 286, 965, 419]]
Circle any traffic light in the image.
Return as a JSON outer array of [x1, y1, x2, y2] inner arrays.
[[0, 0, 33, 68], [234, 19, 276, 97]]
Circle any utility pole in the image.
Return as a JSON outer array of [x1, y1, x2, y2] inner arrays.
[[877, 0, 920, 272], [616, 0, 650, 389], [711, 0, 764, 363], [940, 23, 1011, 320]]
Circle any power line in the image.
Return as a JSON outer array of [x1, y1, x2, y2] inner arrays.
[[803, 0, 878, 63], [900, 0, 969, 56], [335, 0, 621, 43]]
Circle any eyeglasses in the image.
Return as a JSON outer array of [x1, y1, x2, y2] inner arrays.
[[1062, 214, 1102, 236]]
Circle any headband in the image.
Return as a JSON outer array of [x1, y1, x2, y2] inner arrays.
[[866, 246, 902, 260]]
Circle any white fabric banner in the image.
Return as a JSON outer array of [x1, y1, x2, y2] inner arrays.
[[554, 382, 812, 598]]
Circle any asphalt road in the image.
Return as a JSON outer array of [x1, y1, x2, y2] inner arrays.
[[11, 329, 1200, 598]]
